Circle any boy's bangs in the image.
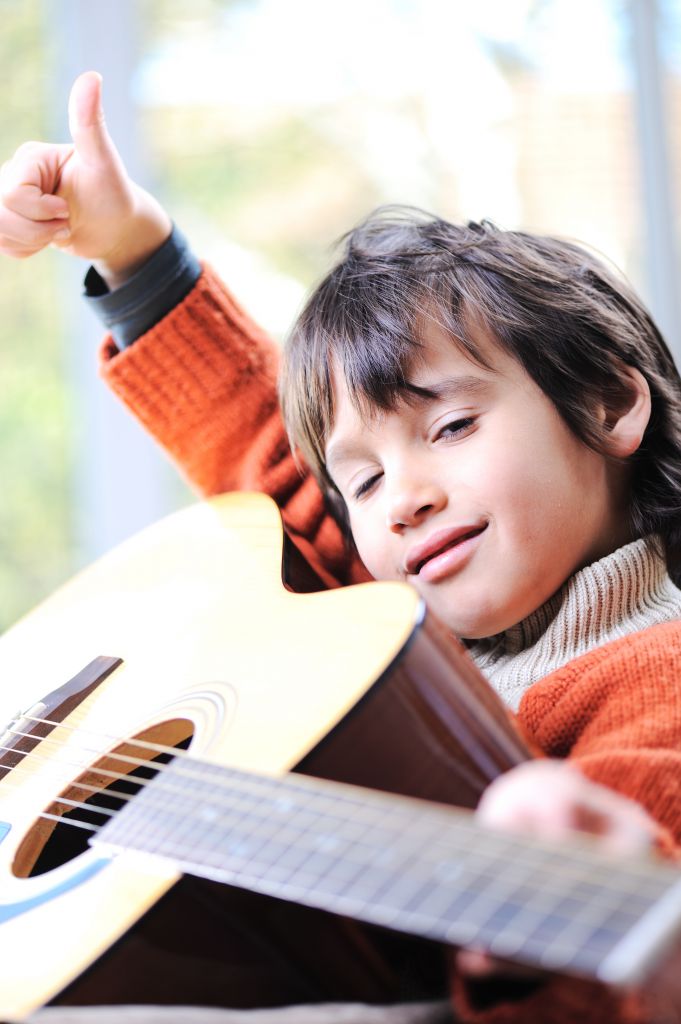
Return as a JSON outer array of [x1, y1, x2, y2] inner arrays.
[[332, 277, 484, 419], [282, 268, 488, 484], [334, 291, 422, 417]]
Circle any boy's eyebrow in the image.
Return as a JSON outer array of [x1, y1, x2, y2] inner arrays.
[[326, 374, 490, 474], [410, 373, 490, 402]]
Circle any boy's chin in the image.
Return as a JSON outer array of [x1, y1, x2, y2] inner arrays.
[[433, 611, 500, 641], [423, 578, 558, 640], [430, 602, 519, 642]]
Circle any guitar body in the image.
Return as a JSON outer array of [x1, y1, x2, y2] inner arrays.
[[0, 493, 528, 1018]]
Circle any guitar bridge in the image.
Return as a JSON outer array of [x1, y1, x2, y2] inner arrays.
[[0, 656, 123, 778]]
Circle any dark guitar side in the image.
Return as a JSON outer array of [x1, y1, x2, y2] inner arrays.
[[53, 608, 530, 1011]]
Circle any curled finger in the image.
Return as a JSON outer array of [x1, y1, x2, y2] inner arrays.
[[0, 205, 70, 254], [0, 144, 72, 220]]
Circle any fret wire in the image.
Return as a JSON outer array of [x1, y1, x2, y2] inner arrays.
[[96, 772, 681, 981], [474, 888, 657, 972], [201, 782, 659, 921], [406, 874, 655, 972], [4, 708, 675, 975], [550, 882, 653, 930], [99, 776, 662, 940], [128, 822, 666, 978], [533, 919, 618, 971], [471, 901, 553, 959], [137, 781, 406, 884], [173, 786, 464, 892], [165, 758, 670, 898], [165, 802, 655, 925], [463, 889, 587, 961], [437, 859, 585, 948], [139, 819, 675, 970], [190, 764, 442, 839], [94, 753, 675, 929], [532, 897, 659, 966], [106, 779, 427, 907], [465, 872, 646, 942], [117, 760, 615, 885], [0, 714, 665, 906], [155, 768, 445, 864], [157, 769, 474, 879], [103, 761, 667, 913], [209, 799, 401, 873]]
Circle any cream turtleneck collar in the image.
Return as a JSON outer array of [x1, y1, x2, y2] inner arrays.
[[467, 536, 681, 710]]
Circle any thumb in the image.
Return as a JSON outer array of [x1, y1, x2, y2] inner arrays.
[[68, 71, 118, 166]]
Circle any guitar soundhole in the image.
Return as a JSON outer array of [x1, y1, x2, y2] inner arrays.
[[13, 719, 195, 879]]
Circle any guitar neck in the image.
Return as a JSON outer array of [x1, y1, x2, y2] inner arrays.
[[94, 756, 681, 987]]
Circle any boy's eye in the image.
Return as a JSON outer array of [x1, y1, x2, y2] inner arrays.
[[436, 416, 474, 440], [353, 473, 382, 500]]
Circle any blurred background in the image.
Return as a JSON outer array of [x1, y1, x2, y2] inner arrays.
[[1, 0, 680, 631]]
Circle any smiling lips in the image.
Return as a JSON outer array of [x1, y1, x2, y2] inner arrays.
[[405, 524, 487, 578]]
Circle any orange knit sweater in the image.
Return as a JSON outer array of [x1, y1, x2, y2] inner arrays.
[[100, 266, 681, 1023]]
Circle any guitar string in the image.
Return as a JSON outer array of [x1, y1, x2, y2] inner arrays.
[[21, 773, 663, 943], [124, 789, 655, 949], [3, 713, 190, 761], [0, 717, 671, 929], [0, 712, 206, 806], [0, 714, 669, 890], [0, 716, 297, 816], [0, 743, 659, 944], [0, 729, 668, 930], [88, 768, 681, 953], [27, 809, 651, 975], [4, 716, 485, 838], [0, 696, 671, 953], [1, 727, 182, 775], [17, 808, 672, 954], [0, 712, 655, 888], [0, 730, 194, 832], [0, 737, 660, 980], [0, 718, 663, 885], [2, 771, 674, 957]]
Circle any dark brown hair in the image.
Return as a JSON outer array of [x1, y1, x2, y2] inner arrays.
[[280, 207, 681, 581]]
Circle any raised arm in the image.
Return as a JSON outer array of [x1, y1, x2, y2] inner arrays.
[[0, 72, 362, 588]]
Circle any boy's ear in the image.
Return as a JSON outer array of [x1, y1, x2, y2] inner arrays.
[[601, 365, 651, 457]]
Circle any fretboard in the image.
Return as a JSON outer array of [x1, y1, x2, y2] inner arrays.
[[93, 756, 681, 986]]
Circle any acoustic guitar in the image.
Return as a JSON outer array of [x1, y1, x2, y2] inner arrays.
[[0, 493, 678, 1018]]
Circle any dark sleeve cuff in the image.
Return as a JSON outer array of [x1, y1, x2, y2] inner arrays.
[[83, 223, 202, 349]]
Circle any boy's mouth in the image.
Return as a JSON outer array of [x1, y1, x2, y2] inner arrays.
[[405, 524, 487, 576]]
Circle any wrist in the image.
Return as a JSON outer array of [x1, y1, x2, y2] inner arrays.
[[84, 224, 202, 349], [92, 187, 172, 291]]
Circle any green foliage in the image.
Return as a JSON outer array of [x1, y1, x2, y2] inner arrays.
[[0, 2, 72, 632]]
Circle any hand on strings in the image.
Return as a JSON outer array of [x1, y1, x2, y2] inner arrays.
[[457, 759, 657, 981]]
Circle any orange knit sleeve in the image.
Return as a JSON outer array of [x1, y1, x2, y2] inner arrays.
[[517, 620, 681, 848], [451, 623, 681, 1024], [98, 265, 369, 588]]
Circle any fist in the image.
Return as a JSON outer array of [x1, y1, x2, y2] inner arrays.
[[0, 71, 170, 286]]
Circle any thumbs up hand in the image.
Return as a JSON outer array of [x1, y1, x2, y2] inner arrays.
[[0, 71, 171, 288]]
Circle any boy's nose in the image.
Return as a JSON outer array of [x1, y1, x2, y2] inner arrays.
[[386, 479, 447, 532]]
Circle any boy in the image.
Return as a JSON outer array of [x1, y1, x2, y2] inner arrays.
[[2, 72, 681, 1023]]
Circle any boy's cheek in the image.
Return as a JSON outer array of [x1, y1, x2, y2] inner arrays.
[[346, 518, 391, 581]]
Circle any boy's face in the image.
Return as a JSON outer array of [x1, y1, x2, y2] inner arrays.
[[325, 324, 630, 638]]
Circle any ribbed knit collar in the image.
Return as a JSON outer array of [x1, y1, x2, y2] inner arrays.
[[468, 536, 681, 710]]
